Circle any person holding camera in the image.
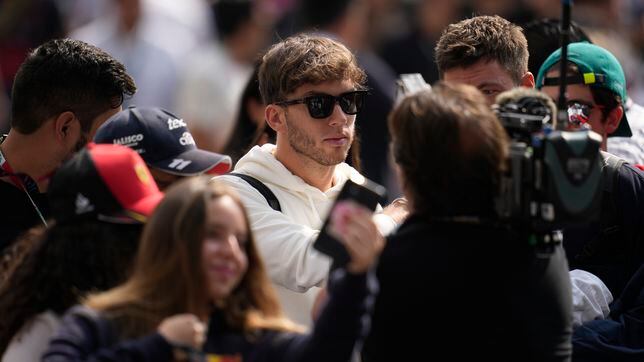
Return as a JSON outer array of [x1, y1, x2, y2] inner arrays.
[[537, 42, 644, 299], [361, 82, 573, 362], [494, 87, 615, 328], [435, 14, 644, 305]]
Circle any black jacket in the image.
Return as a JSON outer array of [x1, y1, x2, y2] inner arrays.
[[43, 271, 375, 362], [362, 214, 573, 362]]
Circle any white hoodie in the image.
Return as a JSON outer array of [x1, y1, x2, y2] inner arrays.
[[216, 144, 395, 327]]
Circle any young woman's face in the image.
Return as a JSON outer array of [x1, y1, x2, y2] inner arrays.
[[201, 195, 249, 303]]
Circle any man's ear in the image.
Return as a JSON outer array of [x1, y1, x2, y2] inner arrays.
[[605, 106, 624, 135], [53, 111, 80, 143], [265, 104, 286, 133], [521, 71, 535, 88]]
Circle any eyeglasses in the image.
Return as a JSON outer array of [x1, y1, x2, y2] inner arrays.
[[274, 90, 368, 119], [567, 101, 604, 126]]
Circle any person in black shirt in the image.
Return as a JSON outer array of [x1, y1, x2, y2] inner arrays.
[[361, 82, 573, 362], [0, 38, 136, 252], [537, 42, 644, 297]]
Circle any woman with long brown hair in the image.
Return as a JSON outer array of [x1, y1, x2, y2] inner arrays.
[[44, 176, 382, 361]]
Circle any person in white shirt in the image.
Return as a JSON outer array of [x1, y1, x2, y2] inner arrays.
[[216, 34, 406, 327]]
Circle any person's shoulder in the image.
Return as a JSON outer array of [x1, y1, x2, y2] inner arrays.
[[617, 162, 644, 187], [55, 305, 116, 348], [10, 310, 61, 342], [601, 151, 644, 185], [3, 311, 62, 362], [0, 179, 24, 197]]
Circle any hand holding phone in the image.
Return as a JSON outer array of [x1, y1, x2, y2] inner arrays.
[[313, 178, 386, 267]]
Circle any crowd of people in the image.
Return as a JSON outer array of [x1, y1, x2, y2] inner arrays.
[[0, 0, 644, 361]]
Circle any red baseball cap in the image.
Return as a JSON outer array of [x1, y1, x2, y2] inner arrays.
[[49, 143, 164, 223]]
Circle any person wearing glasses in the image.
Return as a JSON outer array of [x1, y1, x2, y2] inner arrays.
[[536, 42, 644, 299], [435, 15, 644, 311], [362, 82, 573, 362], [215, 34, 406, 327]]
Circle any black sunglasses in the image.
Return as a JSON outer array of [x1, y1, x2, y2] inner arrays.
[[274, 90, 368, 119], [566, 101, 604, 126]]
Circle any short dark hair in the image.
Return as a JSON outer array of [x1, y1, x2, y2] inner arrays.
[[389, 82, 509, 217], [258, 34, 366, 105], [435, 15, 529, 84], [522, 18, 591, 76], [10, 38, 136, 134]]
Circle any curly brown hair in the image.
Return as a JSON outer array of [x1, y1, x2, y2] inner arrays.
[[0, 222, 142, 354], [435, 15, 529, 84], [258, 33, 366, 105], [389, 82, 509, 217]]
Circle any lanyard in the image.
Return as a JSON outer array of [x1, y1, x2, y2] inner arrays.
[[0, 148, 48, 227]]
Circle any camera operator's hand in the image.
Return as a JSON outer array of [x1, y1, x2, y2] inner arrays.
[[329, 201, 385, 274]]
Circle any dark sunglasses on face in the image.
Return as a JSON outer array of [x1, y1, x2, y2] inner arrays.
[[274, 90, 368, 119], [566, 101, 604, 126]]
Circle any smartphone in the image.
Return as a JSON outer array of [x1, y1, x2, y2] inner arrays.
[[313, 177, 386, 266]]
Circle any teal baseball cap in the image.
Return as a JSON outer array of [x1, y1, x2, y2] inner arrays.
[[536, 42, 631, 138]]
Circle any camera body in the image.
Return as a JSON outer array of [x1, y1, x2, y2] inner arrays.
[[494, 96, 603, 245], [395, 74, 604, 246]]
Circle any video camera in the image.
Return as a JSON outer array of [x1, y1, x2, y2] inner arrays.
[[493, 92, 603, 246], [396, 74, 604, 247]]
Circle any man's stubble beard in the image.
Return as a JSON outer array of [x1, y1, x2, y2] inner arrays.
[[285, 115, 353, 167], [62, 132, 89, 163]]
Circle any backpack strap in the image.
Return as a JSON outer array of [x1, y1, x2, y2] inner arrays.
[[229, 173, 281, 212]]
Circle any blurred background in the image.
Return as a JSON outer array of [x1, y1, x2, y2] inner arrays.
[[0, 0, 642, 187]]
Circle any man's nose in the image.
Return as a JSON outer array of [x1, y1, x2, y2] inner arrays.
[[328, 103, 349, 126]]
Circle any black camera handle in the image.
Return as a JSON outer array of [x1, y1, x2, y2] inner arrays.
[[556, 0, 573, 130]]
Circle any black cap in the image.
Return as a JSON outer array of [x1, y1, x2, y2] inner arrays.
[[94, 106, 232, 176]]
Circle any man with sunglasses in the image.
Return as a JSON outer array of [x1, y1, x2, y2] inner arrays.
[[536, 42, 644, 298], [216, 34, 405, 327]]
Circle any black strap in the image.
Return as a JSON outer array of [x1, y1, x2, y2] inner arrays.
[[542, 74, 606, 87], [229, 173, 281, 212]]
